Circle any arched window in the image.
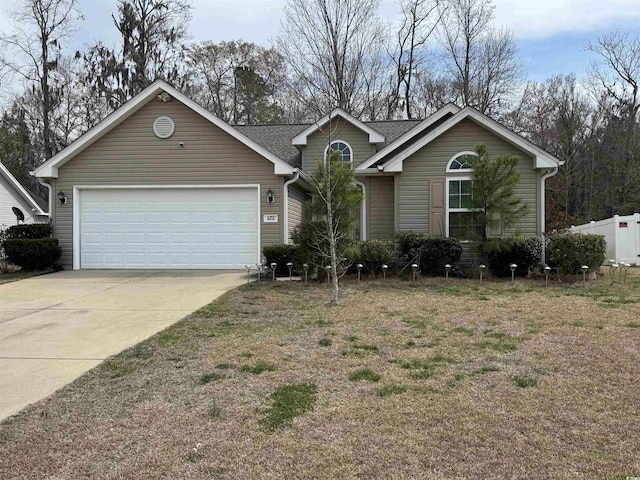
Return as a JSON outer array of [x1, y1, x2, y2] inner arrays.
[[446, 152, 476, 172], [326, 140, 353, 162]]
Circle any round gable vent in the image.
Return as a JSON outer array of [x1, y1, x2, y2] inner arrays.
[[153, 115, 175, 139]]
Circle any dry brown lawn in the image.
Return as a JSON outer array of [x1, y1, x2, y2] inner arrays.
[[2, 270, 640, 479]]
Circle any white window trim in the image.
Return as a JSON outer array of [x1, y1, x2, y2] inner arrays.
[[445, 176, 478, 239], [324, 140, 354, 163], [446, 151, 477, 173], [72, 184, 261, 270]]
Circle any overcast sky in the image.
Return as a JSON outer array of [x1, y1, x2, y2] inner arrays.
[[1, 0, 639, 85]]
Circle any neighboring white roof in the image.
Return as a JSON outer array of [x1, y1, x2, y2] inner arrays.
[[356, 104, 461, 171], [0, 162, 47, 216], [291, 108, 386, 146], [380, 107, 565, 172], [33, 80, 296, 178]]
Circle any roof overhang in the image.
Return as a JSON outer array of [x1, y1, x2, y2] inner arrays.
[[33, 80, 295, 178], [291, 108, 385, 146], [356, 103, 461, 171], [0, 162, 48, 216], [380, 107, 565, 173]]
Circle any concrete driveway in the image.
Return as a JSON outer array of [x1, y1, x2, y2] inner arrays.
[[0, 270, 245, 421]]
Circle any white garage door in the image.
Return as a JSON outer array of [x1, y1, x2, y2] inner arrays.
[[79, 187, 259, 269]]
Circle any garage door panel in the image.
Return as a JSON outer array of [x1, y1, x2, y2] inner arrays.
[[80, 188, 259, 269]]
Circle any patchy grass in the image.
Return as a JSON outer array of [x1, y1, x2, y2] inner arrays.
[[259, 383, 317, 431], [348, 368, 382, 382], [0, 269, 52, 285], [2, 271, 640, 478], [318, 338, 332, 347]]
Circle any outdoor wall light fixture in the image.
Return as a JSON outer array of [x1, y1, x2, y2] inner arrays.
[[544, 265, 551, 287], [303, 263, 309, 282], [411, 263, 418, 282], [270, 262, 277, 281], [581, 265, 589, 288], [266, 189, 275, 204], [479, 264, 486, 283], [445, 264, 452, 280], [382, 264, 388, 280], [286, 262, 293, 280], [57, 191, 67, 205], [357, 263, 363, 282], [509, 263, 517, 283]]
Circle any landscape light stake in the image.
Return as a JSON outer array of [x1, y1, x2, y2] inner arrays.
[[325, 265, 331, 284], [411, 264, 418, 282], [382, 264, 388, 280], [271, 262, 277, 282], [445, 264, 451, 280], [581, 265, 589, 288], [608, 259, 615, 284], [245, 264, 252, 283], [357, 263, 363, 282], [287, 262, 293, 281], [544, 266, 551, 287], [510, 263, 517, 283], [303, 263, 309, 282], [479, 264, 486, 283]]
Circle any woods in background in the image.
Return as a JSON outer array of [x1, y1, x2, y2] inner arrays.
[[1, 0, 639, 227]]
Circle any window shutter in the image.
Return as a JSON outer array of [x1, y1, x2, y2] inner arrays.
[[430, 177, 445, 236]]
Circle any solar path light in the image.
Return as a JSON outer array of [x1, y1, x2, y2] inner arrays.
[[581, 265, 589, 287], [479, 264, 486, 283], [303, 263, 309, 282], [509, 263, 517, 283], [445, 264, 451, 280], [287, 262, 293, 281], [245, 264, 252, 283], [622, 262, 630, 284], [411, 264, 418, 282], [271, 262, 277, 281], [256, 263, 262, 282], [325, 265, 331, 283], [382, 264, 388, 280], [544, 265, 551, 287], [357, 263, 363, 282]]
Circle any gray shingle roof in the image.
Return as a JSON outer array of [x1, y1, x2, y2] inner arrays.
[[234, 118, 425, 168]]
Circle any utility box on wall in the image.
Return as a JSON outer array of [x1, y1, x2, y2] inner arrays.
[[571, 213, 640, 266]]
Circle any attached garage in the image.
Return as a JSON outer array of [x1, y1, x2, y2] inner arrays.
[[75, 186, 260, 269]]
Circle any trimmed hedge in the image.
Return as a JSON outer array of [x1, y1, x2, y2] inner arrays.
[[395, 231, 428, 256], [356, 240, 395, 275], [3, 238, 61, 271], [4, 223, 53, 239], [479, 237, 542, 277], [262, 244, 299, 275], [547, 233, 606, 274], [411, 237, 463, 275]]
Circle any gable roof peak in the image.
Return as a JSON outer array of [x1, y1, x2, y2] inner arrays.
[[291, 108, 386, 146]]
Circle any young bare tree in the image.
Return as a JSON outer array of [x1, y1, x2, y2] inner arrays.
[[0, 0, 82, 160], [277, 0, 384, 117], [439, 0, 522, 115]]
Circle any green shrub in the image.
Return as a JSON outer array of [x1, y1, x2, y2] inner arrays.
[[395, 231, 428, 256], [412, 237, 463, 275], [3, 223, 53, 239], [479, 236, 542, 277], [291, 221, 358, 276], [263, 244, 299, 275], [547, 233, 606, 274], [356, 240, 395, 274], [3, 238, 61, 271]]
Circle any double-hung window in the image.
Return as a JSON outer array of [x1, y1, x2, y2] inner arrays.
[[446, 152, 482, 240]]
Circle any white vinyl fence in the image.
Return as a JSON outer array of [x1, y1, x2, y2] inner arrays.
[[570, 214, 640, 266]]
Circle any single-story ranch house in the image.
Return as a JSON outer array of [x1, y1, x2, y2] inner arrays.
[[32, 80, 563, 270]]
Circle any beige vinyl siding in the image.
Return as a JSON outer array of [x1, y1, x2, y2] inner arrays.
[[53, 99, 285, 269], [302, 119, 377, 171], [397, 118, 539, 237], [367, 176, 394, 240], [0, 176, 43, 226], [287, 185, 306, 242]]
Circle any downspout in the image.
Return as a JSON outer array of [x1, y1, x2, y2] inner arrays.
[[283, 170, 301, 244], [36, 176, 53, 219], [355, 180, 367, 241], [540, 166, 559, 265]]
